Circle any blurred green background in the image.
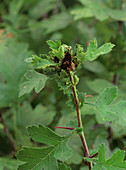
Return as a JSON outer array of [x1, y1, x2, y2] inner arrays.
[[0, 0, 126, 169]]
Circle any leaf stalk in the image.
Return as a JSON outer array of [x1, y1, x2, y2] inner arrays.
[[54, 126, 74, 130]]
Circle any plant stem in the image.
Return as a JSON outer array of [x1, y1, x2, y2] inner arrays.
[[112, 74, 119, 85], [14, 103, 19, 142], [14, 106, 18, 140], [0, 112, 16, 152], [89, 152, 98, 158], [68, 68, 82, 127], [68, 68, 91, 170], [54, 126, 74, 130]]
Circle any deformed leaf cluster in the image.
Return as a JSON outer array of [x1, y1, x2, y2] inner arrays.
[[18, 40, 123, 170], [19, 39, 114, 96]]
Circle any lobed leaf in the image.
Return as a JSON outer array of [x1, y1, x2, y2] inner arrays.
[[96, 86, 117, 105], [26, 55, 56, 69], [0, 38, 32, 107], [87, 87, 119, 123], [29, 0, 58, 19], [71, 0, 126, 21], [42, 12, 72, 34], [47, 40, 61, 50], [27, 124, 63, 146], [92, 144, 126, 169], [0, 157, 21, 170], [85, 39, 115, 61], [58, 163, 71, 170], [16, 146, 58, 170], [27, 124, 72, 161], [19, 70, 48, 97], [17, 102, 56, 133], [98, 144, 106, 163], [17, 125, 72, 169], [109, 101, 126, 128]]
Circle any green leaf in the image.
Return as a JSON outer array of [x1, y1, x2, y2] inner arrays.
[[96, 86, 117, 105], [56, 70, 71, 94], [67, 91, 86, 110], [16, 125, 72, 169], [92, 164, 102, 170], [78, 92, 86, 109], [75, 44, 85, 62], [47, 40, 61, 50], [16, 146, 58, 170], [88, 88, 126, 126], [42, 12, 72, 34], [29, 0, 58, 19], [19, 70, 48, 97], [27, 124, 72, 161], [83, 157, 92, 163], [86, 79, 113, 94], [92, 144, 126, 169], [71, 0, 126, 21], [27, 55, 57, 69], [110, 101, 126, 128], [87, 87, 119, 123], [83, 61, 107, 74], [17, 102, 56, 133], [36, 59, 57, 69], [58, 163, 71, 170], [0, 157, 21, 170], [27, 124, 63, 146], [0, 38, 32, 107], [98, 144, 106, 163], [54, 138, 71, 161], [94, 136, 115, 159], [80, 166, 90, 170], [85, 39, 115, 61]]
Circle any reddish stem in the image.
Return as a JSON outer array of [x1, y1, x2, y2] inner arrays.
[[89, 152, 98, 158], [68, 68, 81, 127], [79, 95, 93, 102], [68, 68, 91, 170], [80, 135, 90, 157], [54, 127, 74, 130], [86, 95, 93, 98]]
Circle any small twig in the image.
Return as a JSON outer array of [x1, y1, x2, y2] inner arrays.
[[112, 74, 119, 85], [118, 21, 123, 34], [92, 124, 105, 130], [107, 126, 113, 145], [86, 95, 93, 98], [89, 152, 98, 158], [79, 95, 93, 102], [54, 126, 74, 130], [0, 112, 16, 152]]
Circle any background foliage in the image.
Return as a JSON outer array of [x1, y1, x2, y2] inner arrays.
[[0, 0, 126, 169]]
